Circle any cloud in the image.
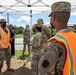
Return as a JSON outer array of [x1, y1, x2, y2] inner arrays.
[[9, 17, 15, 22], [71, 10, 76, 16], [17, 16, 30, 23], [17, 24, 25, 27], [45, 22, 50, 25], [17, 18, 22, 22], [0, 15, 5, 19], [0, 15, 15, 23]]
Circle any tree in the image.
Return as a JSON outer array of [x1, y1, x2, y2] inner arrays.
[[14, 25, 24, 34]]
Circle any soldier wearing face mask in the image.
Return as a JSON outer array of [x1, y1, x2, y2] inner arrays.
[[0, 18, 14, 75], [0, 19, 8, 33], [38, 1, 76, 75]]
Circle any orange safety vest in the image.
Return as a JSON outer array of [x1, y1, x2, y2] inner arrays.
[[47, 31, 76, 75], [0, 27, 10, 48]]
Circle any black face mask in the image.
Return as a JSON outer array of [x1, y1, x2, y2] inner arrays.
[[50, 23, 55, 28], [33, 27, 35, 32], [1, 23, 6, 28]]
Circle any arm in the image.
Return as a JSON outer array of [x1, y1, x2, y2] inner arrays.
[[38, 40, 66, 75], [23, 35, 28, 40], [23, 30, 27, 39], [32, 34, 42, 49], [23, 29, 30, 40], [13, 33, 16, 39], [10, 30, 16, 41]]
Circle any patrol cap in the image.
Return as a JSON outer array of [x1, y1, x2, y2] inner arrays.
[[49, 1, 71, 16], [0, 18, 6, 23], [26, 25, 29, 27], [37, 19, 43, 22]]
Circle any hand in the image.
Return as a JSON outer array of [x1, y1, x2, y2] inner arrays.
[[28, 39, 30, 42], [10, 38, 12, 42]]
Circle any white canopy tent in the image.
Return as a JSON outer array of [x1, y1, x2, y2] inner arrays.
[[0, 0, 76, 26], [0, 0, 76, 40], [0, 0, 76, 14]]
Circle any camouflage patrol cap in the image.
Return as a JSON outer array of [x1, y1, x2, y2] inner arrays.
[[0, 18, 6, 23], [37, 19, 43, 22], [26, 25, 29, 27], [49, 1, 71, 16]]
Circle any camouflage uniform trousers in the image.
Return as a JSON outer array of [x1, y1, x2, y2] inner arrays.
[[23, 42, 30, 54], [31, 54, 40, 75], [0, 48, 11, 69]]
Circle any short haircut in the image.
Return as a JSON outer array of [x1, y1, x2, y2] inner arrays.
[[54, 12, 70, 24]]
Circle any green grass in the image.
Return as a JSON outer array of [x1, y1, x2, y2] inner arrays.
[[16, 34, 23, 38], [12, 50, 32, 61]]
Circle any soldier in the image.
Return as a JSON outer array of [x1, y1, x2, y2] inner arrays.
[[0, 18, 14, 75], [22, 25, 30, 56], [38, 1, 76, 75], [30, 24, 43, 75], [37, 19, 51, 45]]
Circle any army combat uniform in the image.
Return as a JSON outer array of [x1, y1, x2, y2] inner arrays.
[[38, 1, 75, 75], [37, 19, 51, 50], [38, 28, 71, 75], [23, 25, 30, 55], [0, 18, 14, 74], [31, 24, 44, 75], [41, 25, 51, 44], [0, 48, 11, 70]]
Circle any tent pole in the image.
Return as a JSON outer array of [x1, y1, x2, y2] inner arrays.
[[7, 13, 9, 25], [29, 10, 32, 53], [30, 10, 32, 38]]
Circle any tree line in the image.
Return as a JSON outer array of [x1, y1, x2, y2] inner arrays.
[[14, 25, 24, 34], [8, 24, 76, 35]]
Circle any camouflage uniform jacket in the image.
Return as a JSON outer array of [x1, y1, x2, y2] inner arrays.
[[38, 28, 72, 75], [41, 25, 51, 43], [23, 29, 30, 43], [31, 32, 43, 55]]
